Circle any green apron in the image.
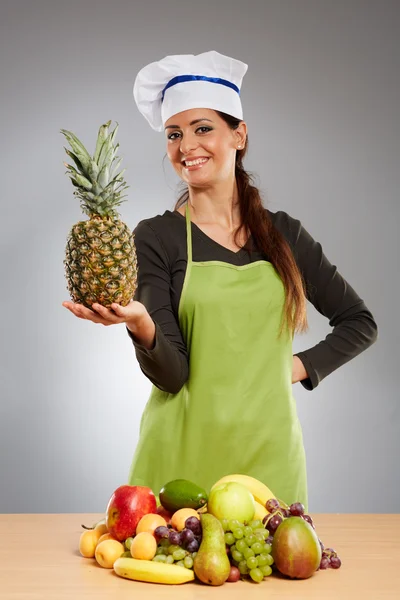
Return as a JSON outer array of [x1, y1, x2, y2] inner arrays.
[[128, 203, 308, 510]]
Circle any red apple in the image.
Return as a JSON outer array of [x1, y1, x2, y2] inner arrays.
[[105, 485, 156, 541]]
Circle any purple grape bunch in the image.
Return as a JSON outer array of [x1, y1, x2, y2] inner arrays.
[[184, 515, 202, 551], [154, 525, 170, 541], [262, 497, 342, 572], [319, 547, 342, 570]]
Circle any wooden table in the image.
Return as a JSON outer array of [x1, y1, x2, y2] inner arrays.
[[1, 514, 399, 599]]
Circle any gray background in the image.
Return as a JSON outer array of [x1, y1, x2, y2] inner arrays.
[[1, 0, 398, 514]]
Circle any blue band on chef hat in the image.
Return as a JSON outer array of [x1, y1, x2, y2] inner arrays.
[[161, 75, 240, 103]]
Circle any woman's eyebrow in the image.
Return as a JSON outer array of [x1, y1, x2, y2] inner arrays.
[[165, 118, 213, 130]]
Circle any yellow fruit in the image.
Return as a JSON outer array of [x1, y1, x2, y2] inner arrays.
[[211, 474, 276, 507], [114, 557, 195, 584], [95, 539, 125, 568], [253, 500, 268, 521], [136, 513, 167, 536], [97, 532, 117, 545], [170, 508, 200, 532], [130, 532, 157, 560], [79, 529, 103, 558], [94, 522, 108, 536]]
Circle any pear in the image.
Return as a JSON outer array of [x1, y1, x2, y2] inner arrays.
[[193, 514, 231, 586]]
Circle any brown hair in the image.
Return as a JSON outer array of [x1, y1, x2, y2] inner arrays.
[[172, 110, 309, 337]]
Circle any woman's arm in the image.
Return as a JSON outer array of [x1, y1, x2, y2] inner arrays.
[[127, 220, 189, 394], [292, 355, 309, 384], [277, 211, 378, 391]]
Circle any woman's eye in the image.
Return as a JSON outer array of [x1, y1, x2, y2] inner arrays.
[[168, 126, 212, 140]]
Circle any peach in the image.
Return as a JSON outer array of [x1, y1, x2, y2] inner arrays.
[[79, 529, 103, 558], [95, 539, 125, 568], [136, 513, 167, 536], [170, 508, 200, 532], [130, 532, 157, 560], [97, 532, 117, 545]]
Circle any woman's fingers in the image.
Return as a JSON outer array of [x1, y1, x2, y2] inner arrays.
[[91, 303, 124, 323], [62, 300, 146, 327], [62, 301, 112, 325]]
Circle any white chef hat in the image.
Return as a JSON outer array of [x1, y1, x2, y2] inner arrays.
[[133, 50, 248, 132]]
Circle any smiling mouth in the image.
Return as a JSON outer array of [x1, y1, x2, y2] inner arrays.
[[183, 158, 210, 170]]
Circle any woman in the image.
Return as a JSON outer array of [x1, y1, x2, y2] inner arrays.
[[63, 51, 378, 510]]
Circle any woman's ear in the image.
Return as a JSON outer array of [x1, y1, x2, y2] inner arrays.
[[236, 121, 247, 147]]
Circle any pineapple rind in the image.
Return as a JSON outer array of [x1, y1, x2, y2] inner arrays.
[[64, 219, 137, 309]]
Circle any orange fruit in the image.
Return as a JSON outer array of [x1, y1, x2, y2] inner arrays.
[[136, 513, 167, 536], [170, 508, 200, 532], [130, 532, 157, 560], [79, 528, 103, 558], [95, 539, 125, 568], [97, 532, 117, 545]]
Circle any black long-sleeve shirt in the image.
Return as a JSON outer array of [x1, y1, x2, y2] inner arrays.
[[126, 208, 378, 393]]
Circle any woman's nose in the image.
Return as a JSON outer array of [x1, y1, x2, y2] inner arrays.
[[180, 134, 199, 155]]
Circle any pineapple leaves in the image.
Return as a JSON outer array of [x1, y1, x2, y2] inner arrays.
[[88, 160, 100, 183], [110, 157, 123, 180], [93, 120, 111, 163], [61, 119, 129, 218], [97, 164, 110, 189], [97, 123, 119, 171], [71, 173, 93, 190], [64, 148, 86, 174], [110, 122, 119, 147], [60, 129, 91, 173]]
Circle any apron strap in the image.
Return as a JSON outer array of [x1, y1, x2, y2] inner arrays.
[[185, 202, 193, 265]]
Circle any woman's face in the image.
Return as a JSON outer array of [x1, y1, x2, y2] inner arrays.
[[164, 108, 246, 187]]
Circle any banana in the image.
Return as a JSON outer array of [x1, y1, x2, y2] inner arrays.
[[113, 557, 194, 584], [253, 500, 268, 521], [210, 474, 276, 507]]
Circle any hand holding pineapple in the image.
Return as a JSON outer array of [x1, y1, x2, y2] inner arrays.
[[62, 299, 156, 348]]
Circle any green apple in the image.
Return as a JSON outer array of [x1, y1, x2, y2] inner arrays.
[[207, 482, 255, 522]]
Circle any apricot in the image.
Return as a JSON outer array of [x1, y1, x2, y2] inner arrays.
[[130, 531, 157, 560], [95, 539, 125, 568], [170, 508, 200, 532], [97, 532, 117, 545], [79, 529, 103, 558], [136, 513, 167, 536]]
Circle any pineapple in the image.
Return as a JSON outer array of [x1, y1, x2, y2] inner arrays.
[[61, 120, 137, 309]]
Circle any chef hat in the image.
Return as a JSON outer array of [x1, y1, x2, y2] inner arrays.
[[133, 50, 248, 132]]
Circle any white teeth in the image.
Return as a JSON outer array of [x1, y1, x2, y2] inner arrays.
[[184, 158, 209, 167]]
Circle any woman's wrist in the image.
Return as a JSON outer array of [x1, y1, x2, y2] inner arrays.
[[292, 355, 309, 384], [127, 314, 156, 350]]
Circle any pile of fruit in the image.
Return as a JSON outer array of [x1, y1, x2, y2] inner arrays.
[[78, 474, 341, 585]]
